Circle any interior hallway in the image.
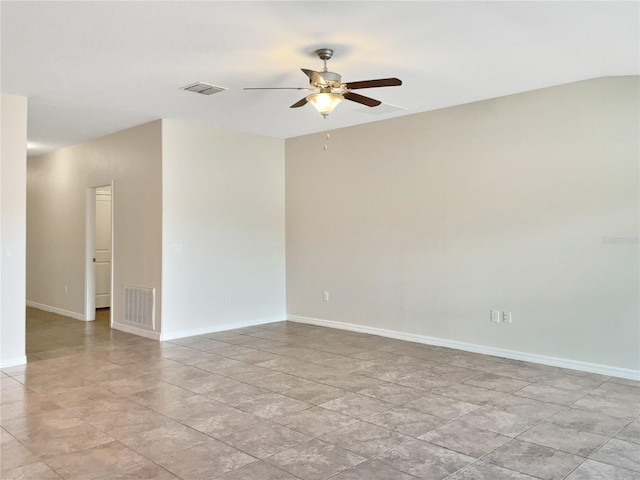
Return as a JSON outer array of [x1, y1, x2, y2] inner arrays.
[[1, 308, 638, 479], [26, 308, 112, 361]]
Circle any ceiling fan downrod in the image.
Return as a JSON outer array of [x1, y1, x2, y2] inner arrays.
[[315, 48, 334, 72]]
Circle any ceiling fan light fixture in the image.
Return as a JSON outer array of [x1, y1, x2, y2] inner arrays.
[[306, 92, 344, 116], [245, 48, 402, 117]]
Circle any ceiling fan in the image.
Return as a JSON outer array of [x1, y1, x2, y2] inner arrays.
[[244, 48, 402, 117]]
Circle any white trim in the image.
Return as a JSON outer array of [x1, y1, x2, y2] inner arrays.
[[1, 356, 27, 369], [287, 315, 640, 381], [84, 187, 96, 321], [112, 322, 160, 341], [108, 181, 114, 329], [85, 181, 114, 323], [160, 316, 284, 341], [26, 301, 86, 321]]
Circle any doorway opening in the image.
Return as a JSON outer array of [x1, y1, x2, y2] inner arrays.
[[85, 183, 113, 325]]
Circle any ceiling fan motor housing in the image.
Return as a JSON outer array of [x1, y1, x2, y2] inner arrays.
[[318, 71, 342, 86]]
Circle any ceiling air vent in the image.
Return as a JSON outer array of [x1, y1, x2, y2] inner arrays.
[[181, 82, 226, 96]]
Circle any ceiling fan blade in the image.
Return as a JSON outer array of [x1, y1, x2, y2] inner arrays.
[[301, 68, 326, 85], [290, 97, 308, 108], [244, 87, 314, 90], [345, 78, 402, 90], [344, 92, 381, 107]]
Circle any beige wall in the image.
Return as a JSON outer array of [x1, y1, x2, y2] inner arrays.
[[27, 121, 163, 335], [20, 76, 638, 376], [286, 77, 639, 374], [1, 95, 28, 367], [161, 120, 285, 339]]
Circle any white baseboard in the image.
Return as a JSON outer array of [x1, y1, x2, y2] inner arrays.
[[0, 356, 27, 369], [112, 322, 161, 341], [160, 316, 284, 342], [287, 315, 640, 381], [26, 301, 86, 321]]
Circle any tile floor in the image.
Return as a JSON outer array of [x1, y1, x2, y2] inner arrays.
[[1, 307, 639, 479]]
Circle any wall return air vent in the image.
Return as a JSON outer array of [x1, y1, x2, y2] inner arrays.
[[181, 82, 226, 95], [124, 285, 155, 330]]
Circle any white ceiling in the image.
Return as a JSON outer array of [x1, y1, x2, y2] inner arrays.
[[1, 1, 638, 156]]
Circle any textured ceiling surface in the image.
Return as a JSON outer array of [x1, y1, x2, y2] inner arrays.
[[1, 1, 638, 156]]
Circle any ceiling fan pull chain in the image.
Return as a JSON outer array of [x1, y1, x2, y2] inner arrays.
[[323, 115, 330, 151]]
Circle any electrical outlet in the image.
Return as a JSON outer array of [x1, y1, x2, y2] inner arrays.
[[503, 311, 512, 324], [225, 295, 231, 304], [490, 309, 501, 323], [323, 291, 330, 302], [64, 285, 68, 294]]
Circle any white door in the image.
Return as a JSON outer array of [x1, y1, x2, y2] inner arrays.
[[95, 186, 112, 308]]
